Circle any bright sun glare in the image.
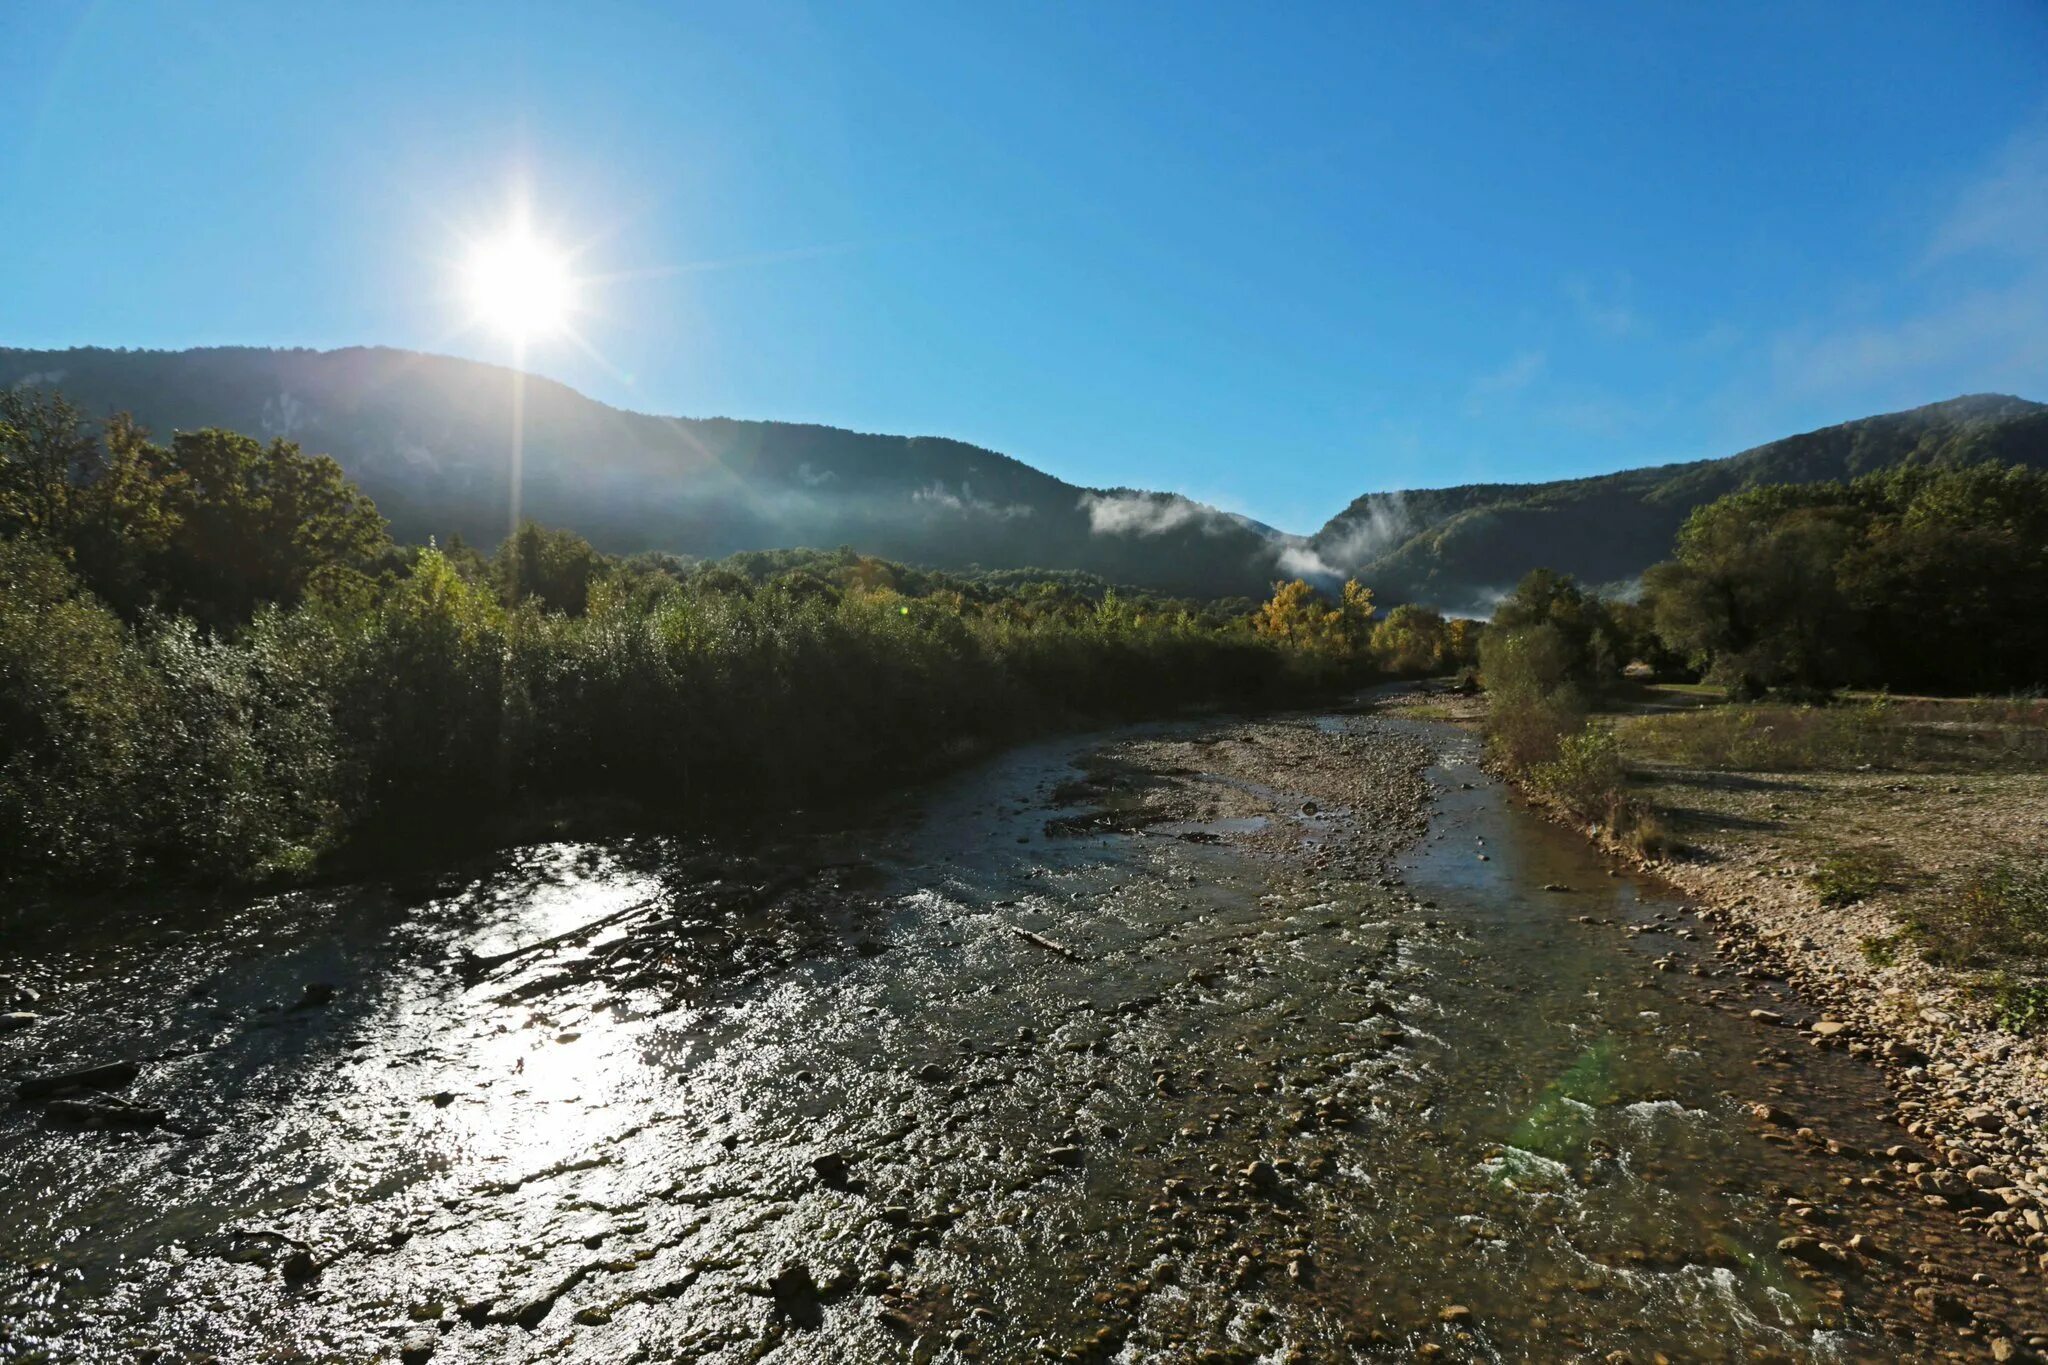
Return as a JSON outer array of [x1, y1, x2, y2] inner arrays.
[[465, 228, 574, 341]]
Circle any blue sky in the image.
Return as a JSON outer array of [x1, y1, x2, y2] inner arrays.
[[3, 2, 2045, 531]]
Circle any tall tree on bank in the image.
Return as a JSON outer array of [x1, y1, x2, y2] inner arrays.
[[1644, 464, 2048, 694], [0, 388, 103, 544]]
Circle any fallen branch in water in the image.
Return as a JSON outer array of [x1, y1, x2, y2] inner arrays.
[[460, 898, 661, 980], [1013, 927, 1087, 961], [464, 860, 872, 985]]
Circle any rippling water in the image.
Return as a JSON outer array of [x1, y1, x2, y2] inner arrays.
[[0, 715, 2033, 1361]]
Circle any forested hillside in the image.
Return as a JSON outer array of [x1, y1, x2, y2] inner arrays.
[[4, 347, 2043, 610], [0, 347, 1286, 598], [1311, 395, 2048, 608]]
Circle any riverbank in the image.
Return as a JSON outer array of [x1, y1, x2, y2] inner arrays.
[[1425, 680, 2048, 1306]]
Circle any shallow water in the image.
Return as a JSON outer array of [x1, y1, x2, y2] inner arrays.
[[0, 715, 2036, 1361]]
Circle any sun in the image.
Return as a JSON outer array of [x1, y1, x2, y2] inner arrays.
[[464, 227, 574, 342]]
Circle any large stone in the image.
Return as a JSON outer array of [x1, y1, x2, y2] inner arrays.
[[17, 1060, 139, 1100], [1963, 1107, 2007, 1133], [1914, 1287, 1971, 1323], [769, 1263, 823, 1329], [1777, 1236, 1854, 1271], [44, 1097, 165, 1131]]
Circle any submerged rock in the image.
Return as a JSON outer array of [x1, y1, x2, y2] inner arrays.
[[44, 1096, 164, 1131], [17, 1060, 140, 1100], [293, 982, 338, 1010], [770, 1262, 824, 1329]]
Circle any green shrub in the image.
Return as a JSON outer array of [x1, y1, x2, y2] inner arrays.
[[0, 534, 1358, 886], [1990, 978, 2048, 1037], [1531, 725, 1626, 819], [1526, 722, 1669, 854], [1809, 849, 1898, 907], [1481, 624, 1589, 770], [1906, 862, 2048, 969]]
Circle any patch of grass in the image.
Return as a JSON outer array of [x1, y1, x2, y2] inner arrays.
[[1622, 698, 2048, 774], [1989, 978, 2048, 1037], [1624, 810, 1675, 858], [1908, 862, 2048, 968], [1859, 934, 1902, 969], [1809, 849, 1900, 907]]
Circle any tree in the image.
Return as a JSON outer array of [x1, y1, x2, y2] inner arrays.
[[1644, 490, 1857, 691], [93, 425, 391, 627], [1252, 578, 1376, 656], [1442, 617, 1484, 670], [0, 388, 102, 544], [1490, 569, 1624, 691], [1370, 603, 1446, 675], [495, 521, 602, 615]]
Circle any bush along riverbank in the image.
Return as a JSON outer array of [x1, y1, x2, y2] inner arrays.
[[1463, 567, 2048, 1286], [0, 391, 1485, 891]]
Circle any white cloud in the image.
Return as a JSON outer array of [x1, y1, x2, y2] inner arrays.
[[1279, 492, 1416, 582], [1770, 283, 2048, 400], [1079, 490, 1227, 536], [1927, 128, 2048, 264], [1273, 540, 1340, 580], [913, 481, 1033, 519]]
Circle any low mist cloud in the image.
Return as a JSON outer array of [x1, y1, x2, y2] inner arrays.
[[914, 481, 1034, 519], [1279, 491, 1415, 582], [1079, 491, 1232, 537]]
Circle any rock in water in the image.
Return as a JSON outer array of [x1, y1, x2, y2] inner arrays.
[[44, 1097, 165, 1130], [769, 1263, 823, 1329], [293, 982, 338, 1010], [17, 1060, 140, 1100]]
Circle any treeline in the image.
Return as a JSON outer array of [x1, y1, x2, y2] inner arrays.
[[1644, 462, 2048, 696], [1477, 460, 2048, 846], [0, 391, 1438, 888]]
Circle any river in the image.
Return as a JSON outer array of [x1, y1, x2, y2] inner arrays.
[[2, 709, 2041, 1361]]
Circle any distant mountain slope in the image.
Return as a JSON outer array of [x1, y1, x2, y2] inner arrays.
[[4, 347, 2042, 610], [1308, 394, 2048, 612], [0, 346, 1287, 598]]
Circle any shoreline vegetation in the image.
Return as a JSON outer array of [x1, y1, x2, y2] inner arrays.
[[0, 390, 1483, 891]]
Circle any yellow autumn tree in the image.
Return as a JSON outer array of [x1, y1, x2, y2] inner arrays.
[[1253, 578, 1376, 656]]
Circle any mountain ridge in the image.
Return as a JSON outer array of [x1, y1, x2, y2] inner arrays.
[[3, 344, 2043, 608]]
